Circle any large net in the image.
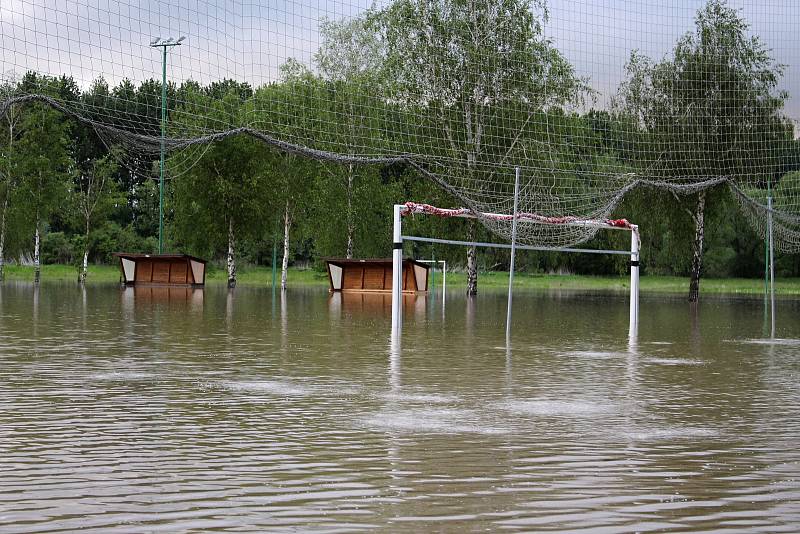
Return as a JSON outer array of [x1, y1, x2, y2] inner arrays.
[[2, 0, 799, 250]]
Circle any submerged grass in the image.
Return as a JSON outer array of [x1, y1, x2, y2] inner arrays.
[[2, 263, 798, 296]]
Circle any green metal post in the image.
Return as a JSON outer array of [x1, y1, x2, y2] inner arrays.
[[152, 38, 183, 253], [272, 240, 278, 290], [430, 252, 435, 293], [159, 46, 167, 254]]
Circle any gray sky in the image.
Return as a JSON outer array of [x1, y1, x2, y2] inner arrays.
[[2, 0, 800, 121]]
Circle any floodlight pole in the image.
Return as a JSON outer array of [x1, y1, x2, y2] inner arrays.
[[150, 37, 183, 254], [505, 167, 521, 342]]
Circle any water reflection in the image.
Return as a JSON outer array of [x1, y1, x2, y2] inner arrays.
[[226, 287, 234, 331], [81, 285, 87, 330], [389, 333, 401, 390], [0, 284, 798, 532], [119, 285, 205, 306], [327, 292, 428, 319], [280, 288, 288, 352], [690, 301, 702, 351]]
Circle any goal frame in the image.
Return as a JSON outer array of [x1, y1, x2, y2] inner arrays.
[[391, 203, 641, 338]]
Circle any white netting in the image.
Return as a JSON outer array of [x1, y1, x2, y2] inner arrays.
[[1, 0, 799, 250]]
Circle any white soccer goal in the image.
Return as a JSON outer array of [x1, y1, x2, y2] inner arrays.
[[391, 202, 641, 340]]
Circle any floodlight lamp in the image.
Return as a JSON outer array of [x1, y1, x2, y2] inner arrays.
[[163, 37, 174, 45], [176, 36, 186, 44], [150, 37, 161, 46]]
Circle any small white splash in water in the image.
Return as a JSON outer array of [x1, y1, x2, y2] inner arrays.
[[733, 338, 800, 347], [501, 399, 615, 416], [624, 427, 718, 441], [220, 380, 310, 396], [357, 408, 507, 435], [381, 392, 460, 404], [91, 371, 154, 381], [645, 357, 704, 366], [563, 350, 627, 360]]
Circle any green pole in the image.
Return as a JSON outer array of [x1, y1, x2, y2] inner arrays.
[[159, 45, 166, 254], [152, 38, 184, 252], [430, 251, 436, 293], [272, 240, 278, 290]]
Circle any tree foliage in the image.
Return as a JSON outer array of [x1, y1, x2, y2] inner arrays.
[[614, 0, 795, 297]]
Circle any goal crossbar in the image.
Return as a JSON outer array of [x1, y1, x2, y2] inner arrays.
[[401, 235, 633, 256], [401, 202, 636, 231]]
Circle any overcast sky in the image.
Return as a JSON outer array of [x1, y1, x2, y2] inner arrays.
[[2, 0, 800, 121]]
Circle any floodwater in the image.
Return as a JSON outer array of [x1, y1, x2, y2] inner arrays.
[[1, 282, 799, 533]]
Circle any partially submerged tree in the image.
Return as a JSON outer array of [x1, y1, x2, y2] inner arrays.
[[256, 62, 319, 290], [315, 15, 388, 257], [14, 102, 72, 283], [171, 81, 269, 288], [275, 154, 314, 291], [73, 149, 123, 283], [615, 0, 792, 301], [0, 79, 23, 281], [378, 0, 586, 294]]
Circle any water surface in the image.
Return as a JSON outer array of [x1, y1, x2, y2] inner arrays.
[[1, 283, 799, 532]]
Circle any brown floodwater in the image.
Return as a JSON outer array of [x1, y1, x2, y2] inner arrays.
[[0, 282, 799, 532]]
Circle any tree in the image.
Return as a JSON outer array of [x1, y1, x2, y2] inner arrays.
[[13, 92, 73, 283], [615, 0, 792, 301], [253, 63, 320, 289], [378, 0, 585, 294], [315, 15, 389, 257], [73, 149, 123, 283], [171, 82, 270, 288], [0, 79, 23, 281]]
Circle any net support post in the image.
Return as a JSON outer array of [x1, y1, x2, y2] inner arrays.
[[629, 225, 640, 338], [442, 261, 446, 305], [506, 167, 521, 343], [391, 204, 403, 338], [768, 196, 775, 338]]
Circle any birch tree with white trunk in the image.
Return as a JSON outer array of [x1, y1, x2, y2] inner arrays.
[[170, 82, 271, 289], [615, 0, 792, 301], [0, 97, 22, 282], [281, 200, 291, 290], [315, 15, 387, 258], [15, 104, 72, 284], [74, 151, 121, 284], [378, 0, 585, 295]]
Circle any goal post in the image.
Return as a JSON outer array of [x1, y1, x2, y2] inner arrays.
[[391, 203, 640, 339], [391, 204, 404, 336]]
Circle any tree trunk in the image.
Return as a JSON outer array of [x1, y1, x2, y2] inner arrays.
[[688, 190, 706, 303], [0, 196, 7, 282], [80, 250, 88, 284], [346, 163, 354, 259], [281, 201, 291, 291], [227, 216, 236, 288], [34, 220, 41, 285], [466, 221, 478, 296], [79, 221, 89, 284]]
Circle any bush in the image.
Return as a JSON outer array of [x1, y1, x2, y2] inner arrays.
[[91, 222, 157, 264], [41, 231, 78, 265]]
